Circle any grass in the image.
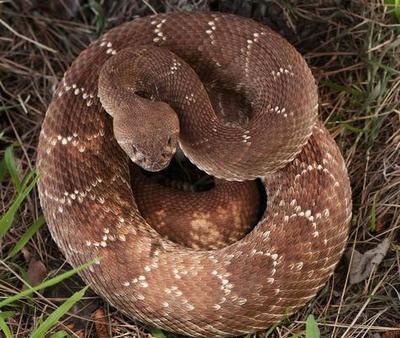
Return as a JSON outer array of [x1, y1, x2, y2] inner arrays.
[[0, 0, 399, 337], [29, 285, 89, 338]]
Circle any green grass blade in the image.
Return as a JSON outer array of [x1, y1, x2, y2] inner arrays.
[[0, 259, 96, 308], [340, 122, 365, 135], [30, 286, 89, 338], [88, 0, 106, 36], [7, 215, 46, 258], [385, 0, 400, 22], [0, 171, 38, 239], [305, 315, 320, 338], [0, 312, 15, 319], [4, 146, 21, 192], [150, 327, 167, 338], [264, 321, 282, 337], [0, 311, 14, 338], [0, 316, 13, 338], [20, 170, 37, 191], [290, 333, 305, 338]]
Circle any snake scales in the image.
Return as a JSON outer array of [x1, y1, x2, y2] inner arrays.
[[37, 12, 352, 337]]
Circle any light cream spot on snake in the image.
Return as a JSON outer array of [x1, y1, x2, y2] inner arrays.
[[185, 303, 195, 311], [152, 18, 167, 43], [313, 231, 320, 238], [263, 230, 271, 240], [205, 21, 217, 45], [271, 65, 294, 80], [184, 93, 196, 104], [213, 304, 221, 311], [290, 261, 304, 271], [243, 32, 261, 76], [140, 280, 149, 288]]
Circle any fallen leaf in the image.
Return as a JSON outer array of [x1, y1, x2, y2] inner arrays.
[[64, 323, 84, 337], [27, 259, 47, 287], [21, 247, 31, 262], [75, 329, 85, 338], [376, 214, 392, 233], [348, 238, 390, 284], [382, 330, 400, 338], [93, 308, 110, 338]]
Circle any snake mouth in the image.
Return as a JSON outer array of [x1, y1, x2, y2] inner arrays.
[[118, 140, 175, 172], [138, 150, 175, 172], [140, 158, 172, 172], [141, 140, 178, 172]]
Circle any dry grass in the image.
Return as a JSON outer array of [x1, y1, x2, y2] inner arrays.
[[0, 0, 399, 337]]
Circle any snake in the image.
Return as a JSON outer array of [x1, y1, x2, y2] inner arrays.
[[37, 12, 352, 337]]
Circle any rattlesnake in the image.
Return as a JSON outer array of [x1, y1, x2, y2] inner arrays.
[[37, 12, 352, 337]]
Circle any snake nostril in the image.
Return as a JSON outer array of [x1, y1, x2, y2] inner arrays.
[[132, 145, 137, 154], [167, 136, 173, 146]]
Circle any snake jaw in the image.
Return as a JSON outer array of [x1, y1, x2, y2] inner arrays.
[[140, 147, 177, 172], [117, 134, 178, 172]]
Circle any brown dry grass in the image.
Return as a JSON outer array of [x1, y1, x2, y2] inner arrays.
[[0, 0, 399, 337]]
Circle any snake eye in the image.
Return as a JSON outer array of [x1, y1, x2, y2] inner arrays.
[[132, 145, 137, 154], [167, 136, 173, 146]]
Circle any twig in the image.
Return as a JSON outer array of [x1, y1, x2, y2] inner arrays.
[[0, 18, 57, 53]]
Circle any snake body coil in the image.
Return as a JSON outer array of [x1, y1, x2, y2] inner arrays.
[[37, 12, 352, 337]]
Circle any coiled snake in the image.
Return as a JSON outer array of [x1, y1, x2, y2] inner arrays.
[[37, 12, 352, 337]]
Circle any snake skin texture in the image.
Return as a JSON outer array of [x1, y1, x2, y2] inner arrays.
[[132, 168, 261, 250], [37, 12, 352, 337]]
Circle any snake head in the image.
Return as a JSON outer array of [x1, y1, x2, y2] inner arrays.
[[113, 100, 180, 172]]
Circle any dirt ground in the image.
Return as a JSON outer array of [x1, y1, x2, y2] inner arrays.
[[0, 0, 399, 337]]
